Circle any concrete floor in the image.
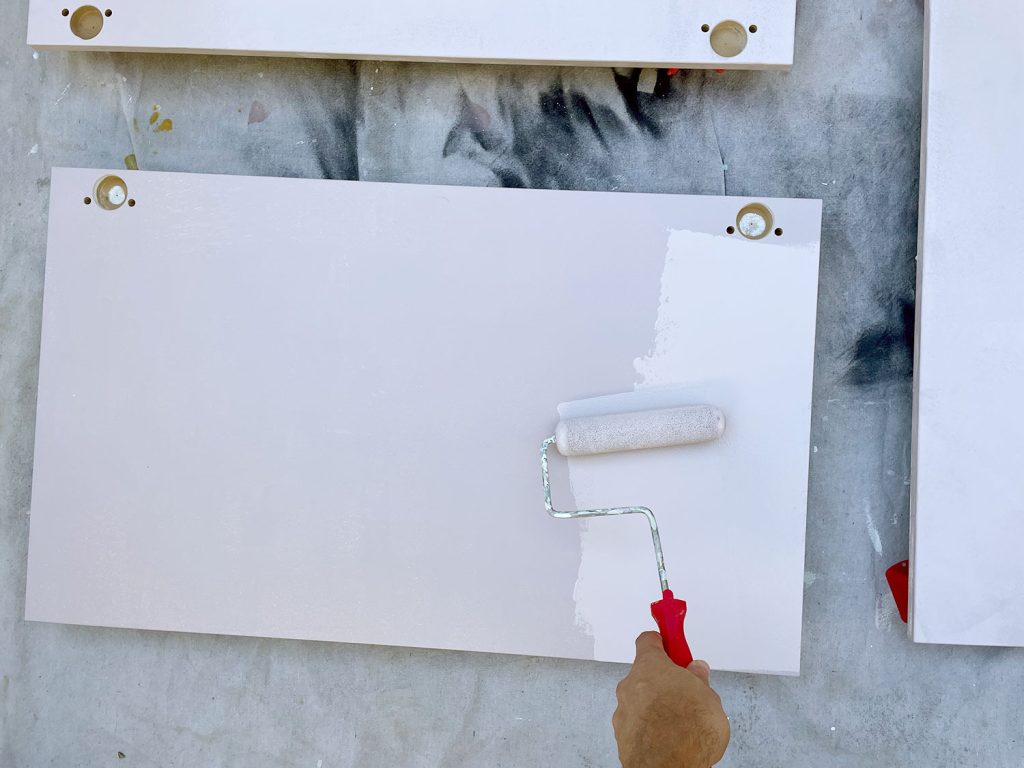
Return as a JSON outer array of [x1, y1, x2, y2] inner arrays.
[[2, 0, 1022, 765]]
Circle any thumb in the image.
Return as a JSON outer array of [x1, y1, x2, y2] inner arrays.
[[634, 631, 671, 662], [687, 659, 712, 685]]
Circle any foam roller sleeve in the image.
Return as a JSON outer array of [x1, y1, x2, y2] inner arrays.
[[554, 405, 725, 457]]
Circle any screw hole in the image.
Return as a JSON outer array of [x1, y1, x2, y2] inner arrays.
[[83, 196, 92, 205], [726, 226, 735, 234], [749, 24, 758, 33], [127, 199, 136, 207], [701, 23, 710, 32], [774, 227, 783, 236], [105, 8, 112, 16], [61, 8, 70, 16]]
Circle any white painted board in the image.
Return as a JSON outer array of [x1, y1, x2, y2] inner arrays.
[[909, 1, 1024, 646], [28, 1, 796, 70], [27, 168, 820, 674]]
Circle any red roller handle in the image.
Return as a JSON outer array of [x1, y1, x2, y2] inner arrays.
[[650, 589, 693, 667]]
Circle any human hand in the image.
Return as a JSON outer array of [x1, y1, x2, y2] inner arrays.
[[612, 632, 730, 768]]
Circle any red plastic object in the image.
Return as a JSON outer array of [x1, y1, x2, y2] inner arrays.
[[651, 589, 693, 667], [885, 560, 910, 623]]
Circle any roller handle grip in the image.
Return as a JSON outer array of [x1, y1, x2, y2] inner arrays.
[[651, 589, 693, 668]]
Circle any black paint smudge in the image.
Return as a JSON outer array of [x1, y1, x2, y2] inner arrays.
[[843, 295, 915, 385], [443, 71, 670, 190], [612, 68, 662, 138], [307, 61, 359, 181]]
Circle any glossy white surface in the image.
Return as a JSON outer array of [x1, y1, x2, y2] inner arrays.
[[27, 168, 820, 673], [910, 0, 1024, 647]]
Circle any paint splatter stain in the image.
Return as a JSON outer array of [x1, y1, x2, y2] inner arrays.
[[248, 100, 269, 125], [148, 105, 174, 133], [124, 153, 138, 171]]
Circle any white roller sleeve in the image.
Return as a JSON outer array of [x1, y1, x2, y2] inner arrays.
[[554, 405, 725, 457]]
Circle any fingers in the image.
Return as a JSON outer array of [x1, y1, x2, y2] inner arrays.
[[687, 659, 711, 685], [634, 631, 669, 661], [634, 633, 715, 687]]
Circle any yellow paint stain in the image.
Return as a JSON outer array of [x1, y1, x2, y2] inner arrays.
[[154, 118, 173, 133], [124, 153, 138, 171], [148, 109, 160, 126]]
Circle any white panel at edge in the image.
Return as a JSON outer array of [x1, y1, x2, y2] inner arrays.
[[27, 168, 821, 675], [28, 1, 796, 69], [909, 2, 1024, 646]]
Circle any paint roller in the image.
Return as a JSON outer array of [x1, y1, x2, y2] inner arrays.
[[541, 404, 725, 667]]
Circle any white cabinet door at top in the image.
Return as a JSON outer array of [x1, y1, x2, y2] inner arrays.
[[27, 168, 821, 675], [30, 1, 795, 69]]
